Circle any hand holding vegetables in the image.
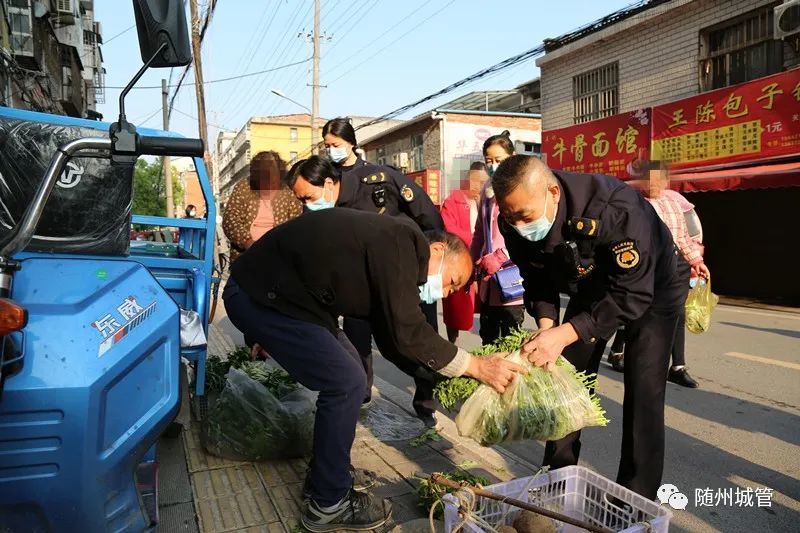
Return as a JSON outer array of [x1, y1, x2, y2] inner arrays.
[[521, 324, 579, 371], [464, 353, 527, 393], [435, 330, 609, 445]]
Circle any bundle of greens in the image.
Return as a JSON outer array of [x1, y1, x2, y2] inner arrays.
[[415, 463, 490, 519], [434, 330, 608, 446], [204, 346, 252, 393]]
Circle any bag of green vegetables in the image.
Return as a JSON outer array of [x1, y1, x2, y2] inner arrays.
[[203, 366, 316, 461], [435, 331, 608, 446]]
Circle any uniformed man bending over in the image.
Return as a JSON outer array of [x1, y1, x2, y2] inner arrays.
[[223, 208, 523, 532], [287, 155, 444, 427], [492, 155, 688, 500]]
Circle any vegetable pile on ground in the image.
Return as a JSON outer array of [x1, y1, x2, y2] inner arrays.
[[202, 347, 315, 461], [433, 330, 608, 446]]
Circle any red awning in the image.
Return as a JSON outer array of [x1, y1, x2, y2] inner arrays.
[[669, 161, 800, 193]]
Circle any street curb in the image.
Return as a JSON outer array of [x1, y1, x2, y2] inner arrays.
[[372, 375, 542, 475]]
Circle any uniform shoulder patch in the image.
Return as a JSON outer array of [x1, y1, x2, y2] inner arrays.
[[611, 240, 640, 269], [569, 217, 599, 237], [400, 184, 414, 202]]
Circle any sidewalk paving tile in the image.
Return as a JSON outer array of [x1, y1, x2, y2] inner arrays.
[[185, 426, 247, 473], [195, 490, 280, 533], [255, 461, 307, 488], [232, 523, 288, 533], [191, 465, 264, 501]]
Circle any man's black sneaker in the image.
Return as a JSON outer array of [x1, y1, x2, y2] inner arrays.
[[418, 413, 439, 430], [303, 466, 377, 503], [668, 366, 699, 388], [301, 490, 392, 532]]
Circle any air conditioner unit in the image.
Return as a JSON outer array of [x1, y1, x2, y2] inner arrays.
[[392, 152, 409, 168], [775, 0, 800, 39]]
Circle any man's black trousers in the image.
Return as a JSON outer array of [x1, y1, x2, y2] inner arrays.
[[543, 274, 688, 500], [342, 301, 438, 417], [223, 278, 364, 507]]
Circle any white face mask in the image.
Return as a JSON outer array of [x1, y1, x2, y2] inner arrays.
[[513, 189, 556, 242], [327, 146, 349, 163], [419, 252, 445, 304]]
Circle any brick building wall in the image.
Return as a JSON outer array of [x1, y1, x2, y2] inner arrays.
[[363, 116, 441, 171], [538, 0, 789, 129], [363, 112, 541, 198]]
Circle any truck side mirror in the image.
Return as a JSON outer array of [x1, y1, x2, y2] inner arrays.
[[132, 0, 192, 68]]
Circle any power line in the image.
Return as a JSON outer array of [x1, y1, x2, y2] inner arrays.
[[354, 0, 655, 131], [328, 0, 455, 84], [168, 0, 220, 119], [99, 57, 312, 89], [104, 24, 137, 45], [324, 0, 428, 76], [137, 106, 164, 126], [223, 0, 309, 121], [216, 0, 283, 111], [355, 43, 545, 131], [226, 0, 312, 124], [323, 0, 379, 57]]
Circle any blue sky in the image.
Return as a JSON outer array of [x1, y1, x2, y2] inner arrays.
[[96, 0, 633, 143]]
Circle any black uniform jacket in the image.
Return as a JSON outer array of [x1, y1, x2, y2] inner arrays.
[[336, 159, 443, 233], [230, 208, 459, 373], [500, 171, 682, 344]]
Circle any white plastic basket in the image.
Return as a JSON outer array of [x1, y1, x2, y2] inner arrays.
[[443, 466, 671, 533]]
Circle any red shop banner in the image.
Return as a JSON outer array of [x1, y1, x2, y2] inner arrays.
[[542, 109, 651, 178], [652, 69, 800, 170]]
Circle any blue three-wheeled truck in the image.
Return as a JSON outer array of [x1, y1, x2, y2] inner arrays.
[[0, 1, 216, 530]]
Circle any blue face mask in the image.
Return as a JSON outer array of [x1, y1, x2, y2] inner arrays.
[[328, 146, 349, 164], [419, 252, 445, 304], [487, 163, 499, 177], [306, 183, 335, 211], [514, 189, 555, 242]]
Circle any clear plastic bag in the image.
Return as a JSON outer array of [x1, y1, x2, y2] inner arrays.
[[455, 350, 608, 446], [202, 368, 316, 461], [685, 280, 719, 334]]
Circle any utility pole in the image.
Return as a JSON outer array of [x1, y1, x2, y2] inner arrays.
[[189, 0, 213, 194], [311, 0, 320, 154], [162, 78, 174, 218]]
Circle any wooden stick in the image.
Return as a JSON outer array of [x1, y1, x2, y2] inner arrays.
[[430, 474, 612, 533]]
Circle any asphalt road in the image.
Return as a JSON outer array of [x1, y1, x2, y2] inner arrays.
[[370, 302, 800, 533], [214, 298, 800, 532]]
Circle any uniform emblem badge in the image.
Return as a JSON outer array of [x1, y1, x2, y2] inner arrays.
[[400, 184, 414, 202], [612, 240, 640, 269]]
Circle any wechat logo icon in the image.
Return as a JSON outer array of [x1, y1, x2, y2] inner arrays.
[[658, 484, 688, 510]]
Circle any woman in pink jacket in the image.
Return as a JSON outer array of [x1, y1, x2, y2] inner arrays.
[[440, 162, 486, 342], [471, 133, 526, 345]]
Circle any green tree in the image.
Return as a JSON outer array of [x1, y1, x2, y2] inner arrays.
[[132, 158, 184, 217]]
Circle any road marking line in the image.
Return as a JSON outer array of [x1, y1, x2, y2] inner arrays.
[[725, 351, 800, 371], [716, 305, 800, 321]]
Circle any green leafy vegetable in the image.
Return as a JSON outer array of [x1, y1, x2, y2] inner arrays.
[[409, 428, 443, 447], [435, 330, 609, 445]]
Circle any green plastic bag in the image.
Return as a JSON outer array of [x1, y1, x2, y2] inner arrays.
[[685, 280, 719, 334]]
